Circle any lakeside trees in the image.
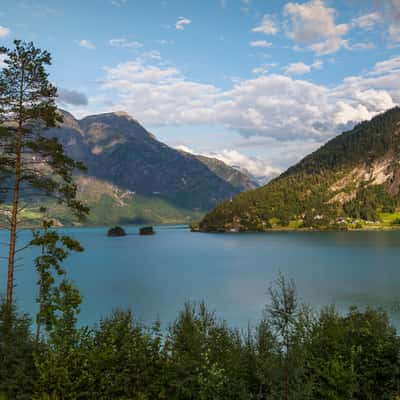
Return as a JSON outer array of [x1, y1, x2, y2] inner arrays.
[[1, 285, 400, 399], [0, 40, 88, 305]]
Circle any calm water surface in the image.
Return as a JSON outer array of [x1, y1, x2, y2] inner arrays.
[[1, 226, 400, 329]]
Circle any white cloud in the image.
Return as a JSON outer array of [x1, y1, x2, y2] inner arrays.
[[110, 0, 128, 6], [103, 61, 179, 83], [109, 38, 142, 48], [371, 1, 400, 42], [312, 59, 323, 69], [157, 39, 174, 45], [389, 25, 400, 42], [99, 60, 218, 125], [207, 149, 282, 179], [175, 145, 281, 181], [252, 67, 268, 75], [77, 39, 96, 49], [141, 50, 162, 60], [252, 62, 278, 75], [285, 60, 323, 75], [176, 17, 192, 31], [175, 145, 195, 154], [284, 62, 311, 75], [352, 12, 382, 29], [0, 26, 10, 38], [370, 56, 400, 75], [249, 40, 272, 48], [94, 55, 400, 145], [0, 54, 7, 68], [284, 0, 349, 55], [349, 42, 376, 50], [252, 15, 278, 35]]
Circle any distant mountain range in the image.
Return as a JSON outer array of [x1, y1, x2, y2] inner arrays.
[[198, 107, 400, 232], [34, 110, 258, 225]]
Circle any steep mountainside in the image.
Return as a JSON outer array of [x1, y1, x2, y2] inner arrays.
[[189, 154, 258, 191], [198, 107, 400, 232], [38, 111, 254, 224]]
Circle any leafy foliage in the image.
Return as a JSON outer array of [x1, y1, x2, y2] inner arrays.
[[2, 278, 400, 399]]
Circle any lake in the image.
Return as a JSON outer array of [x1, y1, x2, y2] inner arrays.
[[1, 225, 400, 329]]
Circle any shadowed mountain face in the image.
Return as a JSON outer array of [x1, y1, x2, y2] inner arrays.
[[49, 111, 254, 211], [199, 107, 400, 232]]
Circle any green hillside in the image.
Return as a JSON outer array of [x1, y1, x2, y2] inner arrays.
[[0, 176, 203, 227], [197, 107, 400, 232]]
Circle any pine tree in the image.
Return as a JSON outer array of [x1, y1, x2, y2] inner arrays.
[[0, 40, 88, 305]]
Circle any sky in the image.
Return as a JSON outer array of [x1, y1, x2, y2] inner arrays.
[[1, 0, 400, 180]]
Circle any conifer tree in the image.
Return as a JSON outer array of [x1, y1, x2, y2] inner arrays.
[[0, 40, 88, 305]]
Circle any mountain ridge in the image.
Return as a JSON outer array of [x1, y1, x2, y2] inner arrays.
[[36, 110, 257, 225]]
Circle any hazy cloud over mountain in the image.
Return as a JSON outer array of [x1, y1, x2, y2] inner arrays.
[[57, 88, 88, 106]]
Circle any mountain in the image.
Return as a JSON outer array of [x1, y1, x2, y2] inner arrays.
[[35, 110, 254, 225], [197, 107, 400, 232], [180, 152, 258, 191]]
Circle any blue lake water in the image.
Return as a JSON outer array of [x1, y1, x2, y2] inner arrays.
[[1, 225, 400, 329]]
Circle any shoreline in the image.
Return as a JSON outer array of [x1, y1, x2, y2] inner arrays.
[[192, 225, 400, 233]]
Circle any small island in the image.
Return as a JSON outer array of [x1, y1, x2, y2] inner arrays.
[[107, 226, 126, 237], [140, 226, 155, 235]]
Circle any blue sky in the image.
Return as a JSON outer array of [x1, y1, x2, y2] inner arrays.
[[1, 0, 400, 179]]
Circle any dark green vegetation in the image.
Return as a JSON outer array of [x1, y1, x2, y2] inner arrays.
[[198, 107, 400, 232], [2, 275, 400, 400], [107, 226, 126, 237]]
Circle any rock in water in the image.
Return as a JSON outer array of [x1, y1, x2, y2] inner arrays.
[[107, 226, 126, 237], [140, 226, 155, 235]]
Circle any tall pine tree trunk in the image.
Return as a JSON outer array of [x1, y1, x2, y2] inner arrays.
[[6, 124, 22, 305], [6, 63, 25, 305]]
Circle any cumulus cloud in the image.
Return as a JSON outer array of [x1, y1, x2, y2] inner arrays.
[[312, 59, 323, 69], [370, 56, 400, 75], [95, 55, 400, 144], [103, 61, 179, 83], [284, 62, 311, 75], [284, 60, 323, 75], [100, 60, 218, 125], [371, 0, 400, 42], [109, 38, 142, 48], [207, 149, 282, 180], [249, 40, 272, 48], [352, 12, 382, 29], [0, 26, 10, 38], [252, 15, 278, 35], [175, 145, 281, 181], [284, 0, 349, 55], [176, 17, 192, 31], [57, 88, 89, 106], [77, 39, 96, 49], [349, 42, 376, 50]]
